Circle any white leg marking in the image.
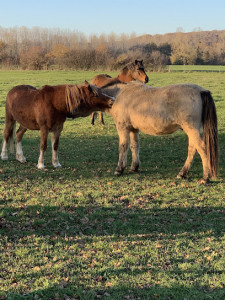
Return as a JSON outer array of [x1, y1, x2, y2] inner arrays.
[[16, 142, 26, 163], [52, 150, 61, 168], [51, 135, 61, 168], [37, 150, 45, 170], [1, 140, 8, 160]]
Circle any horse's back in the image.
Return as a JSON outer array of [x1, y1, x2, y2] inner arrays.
[[91, 74, 112, 87], [111, 82, 206, 135], [6, 85, 37, 107], [113, 82, 205, 112], [7, 84, 36, 97]]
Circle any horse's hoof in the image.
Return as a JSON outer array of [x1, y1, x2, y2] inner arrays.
[[37, 164, 45, 170], [114, 170, 123, 176], [130, 166, 139, 173], [17, 155, 26, 163], [130, 169, 139, 174], [198, 178, 210, 185], [53, 163, 62, 168], [177, 172, 188, 179], [1, 154, 8, 161]]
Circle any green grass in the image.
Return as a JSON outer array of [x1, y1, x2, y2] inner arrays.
[[0, 70, 225, 300], [167, 65, 225, 72]]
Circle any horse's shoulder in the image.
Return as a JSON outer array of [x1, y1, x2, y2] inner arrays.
[[40, 85, 53, 91], [36, 85, 58, 103]]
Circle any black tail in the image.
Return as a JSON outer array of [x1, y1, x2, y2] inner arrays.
[[201, 91, 218, 179]]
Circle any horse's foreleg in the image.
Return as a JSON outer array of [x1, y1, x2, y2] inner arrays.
[[37, 127, 48, 170], [130, 130, 140, 172], [114, 129, 130, 176], [91, 112, 97, 125], [99, 112, 105, 125], [51, 127, 63, 168], [177, 141, 196, 179], [16, 125, 27, 163]]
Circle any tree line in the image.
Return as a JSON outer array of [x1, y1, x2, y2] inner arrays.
[[0, 26, 224, 71]]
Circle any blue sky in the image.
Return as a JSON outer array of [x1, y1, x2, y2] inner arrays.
[[0, 0, 224, 36]]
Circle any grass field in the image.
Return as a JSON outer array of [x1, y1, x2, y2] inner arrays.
[[167, 65, 225, 72], [0, 70, 225, 300]]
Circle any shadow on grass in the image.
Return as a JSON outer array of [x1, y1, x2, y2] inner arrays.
[[5, 275, 225, 300], [1, 131, 224, 181], [1, 131, 225, 299], [2, 202, 225, 240]]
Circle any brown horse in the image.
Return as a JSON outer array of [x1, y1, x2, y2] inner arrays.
[[1, 81, 114, 169], [110, 82, 218, 183], [90, 60, 149, 125]]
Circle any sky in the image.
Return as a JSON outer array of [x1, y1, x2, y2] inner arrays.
[[0, 0, 224, 37]]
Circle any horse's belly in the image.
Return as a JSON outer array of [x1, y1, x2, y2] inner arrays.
[[18, 118, 40, 130], [132, 117, 180, 136], [12, 113, 40, 130]]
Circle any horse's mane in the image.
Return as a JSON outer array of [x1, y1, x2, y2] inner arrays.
[[121, 64, 131, 74], [101, 78, 125, 89], [101, 82, 126, 98], [65, 85, 88, 114], [121, 60, 143, 73]]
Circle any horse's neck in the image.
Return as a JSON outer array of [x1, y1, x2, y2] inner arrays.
[[117, 70, 133, 83], [101, 83, 124, 97], [110, 77, 121, 85]]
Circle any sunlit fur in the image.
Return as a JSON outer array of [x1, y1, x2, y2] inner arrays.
[[109, 82, 218, 183], [90, 60, 149, 125], [1, 81, 114, 169]]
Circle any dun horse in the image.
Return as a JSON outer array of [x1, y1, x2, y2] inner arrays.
[[1, 81, 114, 169], [90, 60, 149, 125], [110, 82, 218, 183]]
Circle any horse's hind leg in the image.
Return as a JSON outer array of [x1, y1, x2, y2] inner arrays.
[[1, 139, 8, 160], [1, 117, 16, 160], [51, 126, 63, 168], [177, 140, 196, 179], [130, 130, 140, 172], [114, 128, 130, 175], [16, 125, 27, 163], [180, 128, 210, 182]]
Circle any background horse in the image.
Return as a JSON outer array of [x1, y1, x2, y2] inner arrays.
[[110, 82, 218, 183], [90, 60, 149, 125], [1, 81, 114, 169]]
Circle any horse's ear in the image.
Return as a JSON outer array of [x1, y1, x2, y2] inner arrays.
[[84, 80, 93, 92]]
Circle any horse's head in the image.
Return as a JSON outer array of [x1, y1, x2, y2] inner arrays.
[[84, 81, 114, 111], [128, 60, 149, 83]]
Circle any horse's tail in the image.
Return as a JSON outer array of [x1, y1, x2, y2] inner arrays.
[[201, 90, 218, 179], [9, 122, 16, 153]]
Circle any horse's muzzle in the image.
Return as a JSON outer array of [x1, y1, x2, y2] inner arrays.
[[108, 99, 114, 107], [145, 75, 149, 83]]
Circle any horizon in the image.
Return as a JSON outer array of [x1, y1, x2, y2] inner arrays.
[[0, 25, 224, 40]]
